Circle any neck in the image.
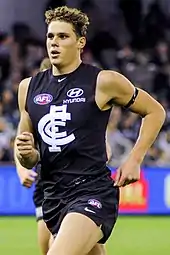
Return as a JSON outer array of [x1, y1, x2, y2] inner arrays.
[[52, 57, 82, 76]]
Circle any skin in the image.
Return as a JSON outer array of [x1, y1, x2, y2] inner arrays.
[[15, 19, 165, 255], [46, 21, 86, 75]]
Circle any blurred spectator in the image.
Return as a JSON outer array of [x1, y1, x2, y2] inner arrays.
[[119, 0, 142, 48], [0, 31, 12, 92], [141, 1, 169, 48], [107, 107, 133, 167], [152, 64, 170, 100], [157, 129, 170, 166], [118, 112, 140, 143], [143, 144, 163, 167], [151, 41, 170, 66]]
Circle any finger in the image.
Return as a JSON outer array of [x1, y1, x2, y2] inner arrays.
[[17, 138, 32, 144], [17, 150, 32, 156], [122, 178, 137, 187], [17, 145, 33, 151], [114, 168, 121, 186], [23, 176, 35, 185], [22, 132, 34, 141], [117, 175, 126, 187], [29, 170, 38, 177], [16, 143, 32, 150], [17, 134, 32, 141], [22, 182, 32, 188], [26, 176, 36, 182], [122, 179, 131, 187], [22, 132, 32, 136]]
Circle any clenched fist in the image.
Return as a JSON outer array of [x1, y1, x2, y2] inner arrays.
[[18, 167, 38, 188], [16, 132, 35, 159], [15, 132, 39, 169]]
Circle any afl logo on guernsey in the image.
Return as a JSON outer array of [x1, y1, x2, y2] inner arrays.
[[34, 94, 53, 105], [67, 88, 84, 98]]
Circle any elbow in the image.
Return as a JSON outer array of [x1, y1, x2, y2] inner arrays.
[[153, 104, 166, 125], [143, 103, 166, 126], [158, 104, 166, 121]]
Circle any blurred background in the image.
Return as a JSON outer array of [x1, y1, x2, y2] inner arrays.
[[0, 0, 170, 254]]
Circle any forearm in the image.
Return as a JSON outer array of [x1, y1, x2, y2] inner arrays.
[[130, 110, 166, 164], [14, 149, 28, 177]]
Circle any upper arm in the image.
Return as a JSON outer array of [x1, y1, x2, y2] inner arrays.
[[17, 77, 33, 134], [96, 70, 165, 117]]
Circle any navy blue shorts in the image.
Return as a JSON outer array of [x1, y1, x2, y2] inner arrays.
[[42, 173, 119, 244]]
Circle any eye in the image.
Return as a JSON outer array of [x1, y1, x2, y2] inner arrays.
[[47, 33, 54, 39], [59, 33, 69, 40]]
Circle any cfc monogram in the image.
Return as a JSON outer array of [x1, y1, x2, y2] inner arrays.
[[38, 105, 75, 152]]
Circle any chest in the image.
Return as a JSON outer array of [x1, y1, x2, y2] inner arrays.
[[27, 78, 96, 129]]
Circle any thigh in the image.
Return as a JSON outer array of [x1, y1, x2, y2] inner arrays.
[[69, 186, 119, 244], [37, 219, 51, 255], [47, 212, 103, 255], [88, 244, 106, 255]]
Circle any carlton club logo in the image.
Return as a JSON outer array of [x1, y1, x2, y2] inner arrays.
[[67, 88, 84, 98], [38, 105, 75, 152]]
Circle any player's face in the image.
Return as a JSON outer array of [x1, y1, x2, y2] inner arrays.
[[46, 20, 86, 67]]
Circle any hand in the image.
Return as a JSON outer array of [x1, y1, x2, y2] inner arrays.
[[114, 158, 141, 187], [19, 168, 38, 188], [16, 132, 35, 160]]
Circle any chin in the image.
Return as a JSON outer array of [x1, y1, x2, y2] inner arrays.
[[51, 59, 62, 66]]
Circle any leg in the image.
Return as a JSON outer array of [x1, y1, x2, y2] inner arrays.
[[49, 234, 54, 248], [88, 244, 106, 255], [47, 212, 103, 255], [37, 219, 51, 255]]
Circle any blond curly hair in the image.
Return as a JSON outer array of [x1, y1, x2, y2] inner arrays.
[[45, 6, 90, 37]]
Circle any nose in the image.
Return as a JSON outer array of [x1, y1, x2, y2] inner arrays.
[[51, 36, 59, 47]]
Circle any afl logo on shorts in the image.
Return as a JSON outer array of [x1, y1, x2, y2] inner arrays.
[[88, 199, 102, 209], [34, 94, 53, 105], [67, 88, 84, 98]]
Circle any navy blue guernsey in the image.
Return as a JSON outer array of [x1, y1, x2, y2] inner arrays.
[[26, 63, 111, 188]]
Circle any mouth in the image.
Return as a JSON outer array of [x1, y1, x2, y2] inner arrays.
[[50, 49, 60, 58]]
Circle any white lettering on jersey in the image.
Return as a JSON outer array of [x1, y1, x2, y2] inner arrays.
[[38, 105, 75, 152], [63, 98, 86, 104], [63, 88, 86, 104]]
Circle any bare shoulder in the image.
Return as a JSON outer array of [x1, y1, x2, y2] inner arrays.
[[18, 77, 32, 111], [96, 69, 165, 117], [97, 70, 133, 91], [95, 70, 134, 110], [97, 70, 116, 84], [18, 77, 32, 94]]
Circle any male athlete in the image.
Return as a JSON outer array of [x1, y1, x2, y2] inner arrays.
[[15, 6, 165, 255], [15, 56, 106, 255]]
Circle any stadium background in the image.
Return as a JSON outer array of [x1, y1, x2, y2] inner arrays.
[[0, 0, 170, 254]]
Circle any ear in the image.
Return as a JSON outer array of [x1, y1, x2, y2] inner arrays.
[[77, 37, 86, 50]]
